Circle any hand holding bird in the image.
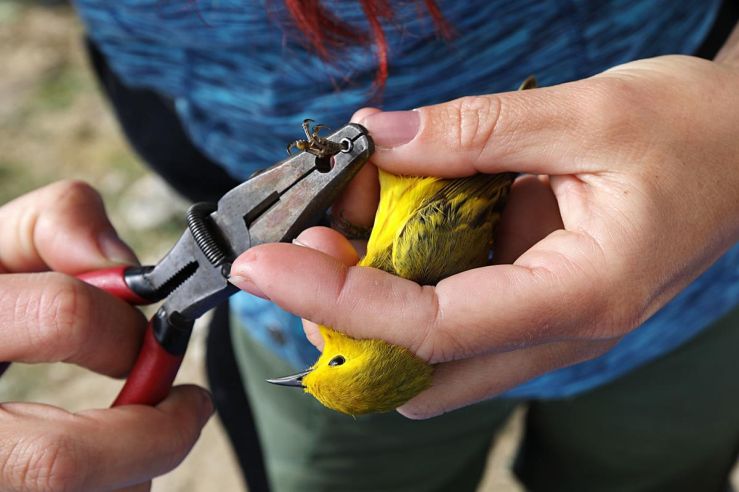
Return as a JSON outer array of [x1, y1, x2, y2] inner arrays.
[[262, 80, 535, 415], [231, 55, 739, 418]]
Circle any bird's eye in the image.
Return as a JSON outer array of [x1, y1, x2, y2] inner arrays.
[[328, 355, 346, 367]]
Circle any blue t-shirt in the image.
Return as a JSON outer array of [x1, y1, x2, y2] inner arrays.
[[76, 0, 738, 398]]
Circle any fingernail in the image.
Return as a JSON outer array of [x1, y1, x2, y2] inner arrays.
[[229, 274, 270, 300], [362, 110, 420, 148], [231, 250, 271, 299], [199, 389, 215, 424], [98, 230, 139, 265], [292, 237, 309, 248]]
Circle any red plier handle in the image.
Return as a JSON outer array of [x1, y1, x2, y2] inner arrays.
[[0, 266, 182, 406], [78, 266, 185, 407]]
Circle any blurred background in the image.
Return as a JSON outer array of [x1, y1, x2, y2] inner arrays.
[[0, 1, 244, 490], [0, 2, 735, 491], [0, 1, 526, 490]]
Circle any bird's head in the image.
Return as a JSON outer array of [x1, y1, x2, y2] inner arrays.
[[268, 327, 433, 416]]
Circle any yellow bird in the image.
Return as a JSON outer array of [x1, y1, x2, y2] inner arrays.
[[269, 78, 535, 415]]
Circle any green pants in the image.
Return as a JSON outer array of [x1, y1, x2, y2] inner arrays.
[[232, 307, 739, 492]]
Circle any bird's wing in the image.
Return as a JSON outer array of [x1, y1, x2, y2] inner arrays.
[[359, 172, 444, 274], [391, 173, 515, 285]]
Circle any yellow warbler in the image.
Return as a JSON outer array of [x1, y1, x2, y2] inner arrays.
[[269, 79, 536, 415], [268, 170, 515, 415]]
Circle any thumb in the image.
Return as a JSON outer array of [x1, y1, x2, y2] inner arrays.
[[117, 483, 151, 492], [359, 76, 628, 177], [0, 180, 138, 274]]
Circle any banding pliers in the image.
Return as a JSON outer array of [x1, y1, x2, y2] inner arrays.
[[0, 123, 373, 407]]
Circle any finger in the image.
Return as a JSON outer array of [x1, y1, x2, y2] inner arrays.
[[327, 107, 382, 238], [292, 227, 360, 266], [0, 180, 138, 274], [231, 233, 619, 363], [493, 174, 564, 264], [0, 385, 213, 491], [356, 75, 643, 177], [231, 243, 445, 359], [292, 227, 362, 351], [329, 163, 379, 238], [117, 482, 151, 492], [397, 338, 616, 419], [0, 272, 146, 377], [352, 107, 381, 123], [302, 319, 324, 350]]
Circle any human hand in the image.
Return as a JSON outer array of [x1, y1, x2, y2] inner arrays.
[[0, 181, 213, 491], [230, 55, 739, 418]]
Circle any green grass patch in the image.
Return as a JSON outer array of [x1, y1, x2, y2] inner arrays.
[[0, 159, 46, 203], [33, 63, 90, 112]]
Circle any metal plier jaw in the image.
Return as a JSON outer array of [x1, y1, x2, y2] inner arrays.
[[80, 123, 373, 406]]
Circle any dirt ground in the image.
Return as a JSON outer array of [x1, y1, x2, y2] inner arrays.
[[0, 3, 735, 491]]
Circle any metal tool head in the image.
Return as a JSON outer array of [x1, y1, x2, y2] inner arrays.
[[141, 123, 373, 321], [214, 123, 373, 252]]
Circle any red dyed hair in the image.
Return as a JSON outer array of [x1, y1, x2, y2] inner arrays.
[[283, 0, 451, 88]]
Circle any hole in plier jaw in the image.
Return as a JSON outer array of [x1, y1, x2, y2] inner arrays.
[[315, 155, 334, 173], [315, 138, 352, 173]]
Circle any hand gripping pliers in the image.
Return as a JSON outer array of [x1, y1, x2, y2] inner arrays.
[[0, 124, 373, 407]]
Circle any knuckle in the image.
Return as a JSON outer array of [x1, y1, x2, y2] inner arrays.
[[568, 275, 635, 342], [596, 289, 647, 340], [169, 427, 196, 468], [559, 276, 613, 339], [155, 419, 198, 472], [570, 290, 615, 340], [446, 95, 501, 156], [565, 238, 647, 341], [30, 274, 93, 362], [2, 433, 84, 492], [47, 180, 102, 210], [412, 286, 442, 360], [419, 325, 467, 364], [414, 286, 469, 363], [522, 258, 611, 343], [526, 236, 636, 343], [580, 78, 649, 146]]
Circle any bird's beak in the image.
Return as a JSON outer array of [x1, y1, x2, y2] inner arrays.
[[266, 369, 312, 388]]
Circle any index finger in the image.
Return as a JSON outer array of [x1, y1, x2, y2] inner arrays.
[[0, 180, 138, 274], [358, 76, 638, 178]]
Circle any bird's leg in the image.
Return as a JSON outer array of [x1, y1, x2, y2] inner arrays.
[[312, 124, 327, 139], [291, 119, 340, 157], [302, 119, 315, 140], [287, 141, 300, 155], [518, 75, 538, 91]]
